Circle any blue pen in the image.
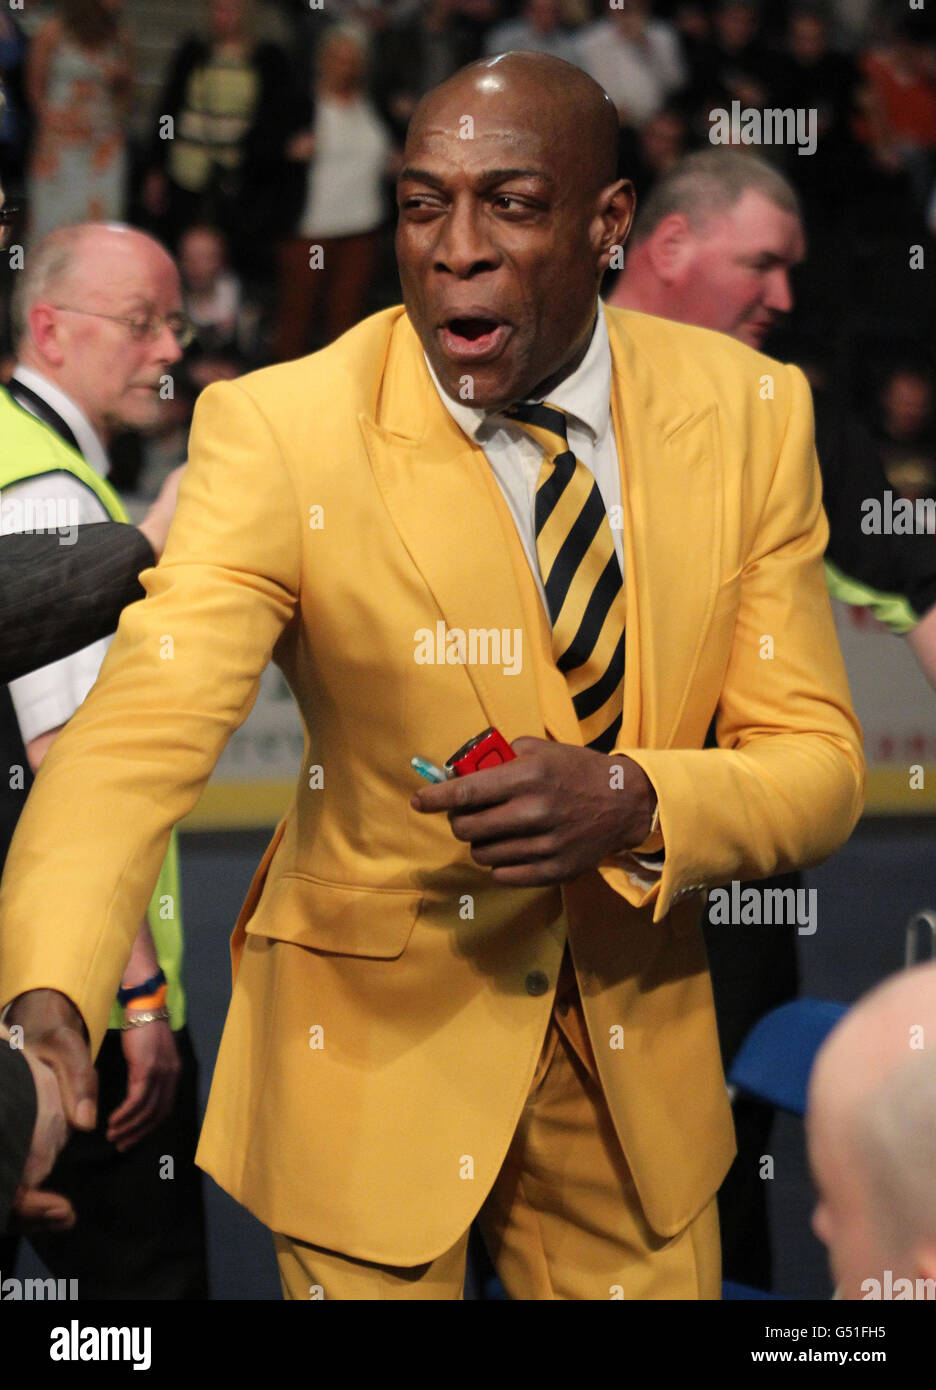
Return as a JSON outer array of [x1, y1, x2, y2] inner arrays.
[[411, 755, 450, 784]]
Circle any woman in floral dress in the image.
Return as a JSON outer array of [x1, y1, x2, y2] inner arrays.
[[26, 0, 133, 241]]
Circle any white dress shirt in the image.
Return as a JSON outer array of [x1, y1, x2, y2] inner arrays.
[[424, 310, 624, 615], [2, 367, 113, 745]]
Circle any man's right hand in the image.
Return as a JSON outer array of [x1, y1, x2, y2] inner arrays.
[[4, 990, 97, 1134], [19, 1045, 68, 1186], [137, 464, 185, 561], [9, 1186, 76, 1232], [5, 1037, 77, 1230], [0, 995, 92, 1232]]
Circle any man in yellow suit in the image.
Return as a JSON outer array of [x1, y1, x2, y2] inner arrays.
[[0, 53, 863, 1299]]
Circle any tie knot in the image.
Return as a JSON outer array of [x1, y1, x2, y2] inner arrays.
[[503, 400, 570, 453]]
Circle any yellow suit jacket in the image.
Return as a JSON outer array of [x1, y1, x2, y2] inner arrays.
[[0, 304, 864, 1265]]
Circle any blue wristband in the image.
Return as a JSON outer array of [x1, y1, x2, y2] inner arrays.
[[117, 968, 167, 1007]]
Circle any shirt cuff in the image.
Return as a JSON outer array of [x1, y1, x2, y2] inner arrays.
[[629, 797, 664, 857]]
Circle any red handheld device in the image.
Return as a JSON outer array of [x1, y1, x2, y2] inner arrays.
[[445, 726, 516, 777]]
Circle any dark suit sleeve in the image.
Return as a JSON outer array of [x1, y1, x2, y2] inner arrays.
[[0, 1045, 36, 1231], [0, 523, 156, 684]]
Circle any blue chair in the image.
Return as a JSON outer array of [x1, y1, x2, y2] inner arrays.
[[721, 996, 849, 1299], [727, 998, 849, 1118]]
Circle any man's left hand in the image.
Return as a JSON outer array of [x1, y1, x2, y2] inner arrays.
[[410, 736, 656, 886], [107, 1020, 180, 1152]]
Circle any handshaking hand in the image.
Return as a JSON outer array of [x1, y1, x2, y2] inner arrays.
[[2, 990, 98, 1231]]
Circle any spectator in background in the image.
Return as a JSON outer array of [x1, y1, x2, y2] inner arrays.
[[827, 0, 876, 52], [0, 222, 207, 1299], [578, 0, 686, 130], [773, 4, 864, 220], [871, 363, 936, 502], [141, 0, 305, 284], [178, 222, 261, 385], [180, 223, 241, 356], [444, 0, 502, 60], [608, 147, 804, 348], [0, 11, 31, 201], [681, 0, 782, 142], [272, 26, 394, 362], [617, 105, 689, 199], [608, 150, 936, 671], [857, 12, 936, 214], [484, 0, 584, 64], [608, 148, 936, 1288], [26, 0, 133, 241], [807, 963, 936, 1300], [374, 0, 499, 143]]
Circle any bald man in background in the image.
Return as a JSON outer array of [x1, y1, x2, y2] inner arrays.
[[808, 964, 936, 1300], [0, 56, 862, 1300], [0, 223, 207, 1297]]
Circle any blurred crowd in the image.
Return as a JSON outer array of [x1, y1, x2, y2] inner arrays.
[[0, 0, 932, 504]]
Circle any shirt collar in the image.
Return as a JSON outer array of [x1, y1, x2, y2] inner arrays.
[[10, 364, 110, 478], [424, 305, 611, 443]]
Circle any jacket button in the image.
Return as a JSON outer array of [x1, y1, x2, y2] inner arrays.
[[526, 971, 549, 997]]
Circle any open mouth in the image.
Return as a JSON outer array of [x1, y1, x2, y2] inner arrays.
[[438, 317, 510, 361]]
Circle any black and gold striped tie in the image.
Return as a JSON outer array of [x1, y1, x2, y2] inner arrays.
[[504, 401, 626, 753]]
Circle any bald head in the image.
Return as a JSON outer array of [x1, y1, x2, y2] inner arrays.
[[13, 223, 177, 347], [15, 222, 183, 439], [397, 53, 633, 410], [807, 963, 936, 1297], [408, 51, 620, 200]]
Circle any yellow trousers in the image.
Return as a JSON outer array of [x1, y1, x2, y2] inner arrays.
[[275, 948, 721, 1300]]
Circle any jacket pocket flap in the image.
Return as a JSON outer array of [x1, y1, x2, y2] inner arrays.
[[243, 872, 422, 959]]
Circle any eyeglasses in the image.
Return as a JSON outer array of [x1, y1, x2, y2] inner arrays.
[[0, 205, 21, 250], [50, 305, 195, 349]]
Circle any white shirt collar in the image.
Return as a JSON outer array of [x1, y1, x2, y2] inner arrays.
[[424, 304, 611, 442], [11, 364, 111, 478]]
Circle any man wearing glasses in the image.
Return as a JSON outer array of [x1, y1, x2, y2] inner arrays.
[[0, 222, 207, 1298]]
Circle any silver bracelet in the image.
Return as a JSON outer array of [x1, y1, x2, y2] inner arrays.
[[120, 1007, 170, 1031]]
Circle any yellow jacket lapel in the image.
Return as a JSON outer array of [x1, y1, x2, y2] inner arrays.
[[360, 318, 545, 745], [606, 307, 722, 750]]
